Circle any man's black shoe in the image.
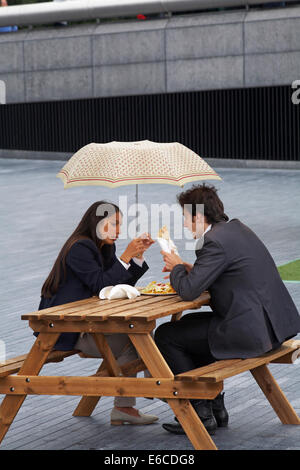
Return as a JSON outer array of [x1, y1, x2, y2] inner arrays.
[[211, 392, 229, 427], [162, 422, 186, 435], [193, 399, 218, 434], [162, 399, 217, 436]]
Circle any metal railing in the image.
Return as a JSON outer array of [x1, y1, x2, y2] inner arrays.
[[0, 0, 292, 28]]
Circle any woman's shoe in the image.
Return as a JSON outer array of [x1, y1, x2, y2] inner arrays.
[[110, 408, 159, 426]]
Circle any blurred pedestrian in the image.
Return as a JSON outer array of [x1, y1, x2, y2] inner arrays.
[[0, 0, 18, 33]]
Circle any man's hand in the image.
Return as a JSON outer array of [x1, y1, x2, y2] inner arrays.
[[161, 250, 184, 272], [183, 262, 193, 273]]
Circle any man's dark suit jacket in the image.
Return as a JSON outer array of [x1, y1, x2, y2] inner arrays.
[[170, 219, 300, 359], [37, 238, 148, 350]]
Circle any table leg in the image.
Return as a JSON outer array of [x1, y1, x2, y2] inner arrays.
[[251, 364, 300, 425], [0, 332, 60, 445], [129, 333, 217, 450]]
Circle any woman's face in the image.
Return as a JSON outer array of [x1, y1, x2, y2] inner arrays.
[[98, 211, 122, 245]]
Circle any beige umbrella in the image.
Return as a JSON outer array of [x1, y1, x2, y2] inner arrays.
[[57, 140, 221, 191], [57, 140, 221, 231]]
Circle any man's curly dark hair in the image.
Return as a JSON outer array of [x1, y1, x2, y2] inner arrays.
[[177, 183, 229, 224]]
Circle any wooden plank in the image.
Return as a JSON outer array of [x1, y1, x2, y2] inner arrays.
[[175, 359, 242, 382], [0, 375, 222, 400], [29, 319, 156, 334], [37, 297, 150, 321], [171, 312, 183, 322], [91, 334, 122, 377], [22, 291, 211, 322], [72, 359, 107, 417], [0, 350, 78, 378], [0, 362, 25, 378], [271, 340, 300, 364], [0, 333, 60, 444], [131, 292, 211, 321], [187, 344, 299, 383], [110, 296, 184, 320], [33, 296, 175, 321], [0, 354, 28, 367], [72, 358, 146, 417], [0, 355, 29, 377], [129, 333, 218, 450], [92, 359, 146, 378], [250, 364, 300, 425], [67, 296, 175, 321], [21, 296, 100, 320]]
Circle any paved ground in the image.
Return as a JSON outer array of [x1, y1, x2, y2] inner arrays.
[[0, 157, 300, 451]]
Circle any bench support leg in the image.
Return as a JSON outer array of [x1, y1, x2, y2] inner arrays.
[[129, 333, 218, 450], [73, 333, 124, 417], [73, 359, 107, 417], [0, 333, 60, 445], [251, 364, 300, 425]]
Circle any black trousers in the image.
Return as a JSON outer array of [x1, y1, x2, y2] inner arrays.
[[154, 312, 216, 376]]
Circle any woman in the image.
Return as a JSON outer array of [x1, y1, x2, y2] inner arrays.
[[38, 201, 158, 425]]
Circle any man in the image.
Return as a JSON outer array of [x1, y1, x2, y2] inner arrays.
[[155, 184, 300, 436]]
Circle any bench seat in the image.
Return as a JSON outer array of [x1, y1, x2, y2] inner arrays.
[[0, 350, 79, 378], [175, 339, 300, 383]]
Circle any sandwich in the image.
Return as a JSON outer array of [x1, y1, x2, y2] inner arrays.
[[157, 225, 179, 254]]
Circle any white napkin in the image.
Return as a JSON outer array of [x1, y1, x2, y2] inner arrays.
[[99, 284, 140, 300], [156, 236, 179, 255]]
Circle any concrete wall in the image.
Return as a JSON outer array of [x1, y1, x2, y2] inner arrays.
[[0, 6, 300, 103]]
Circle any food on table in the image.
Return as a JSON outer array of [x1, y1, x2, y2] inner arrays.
[[140, 281, 176, 294]]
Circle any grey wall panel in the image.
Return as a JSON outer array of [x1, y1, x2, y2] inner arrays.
[[93, 30, 165, 66], [0, 7, 299, 102], [245, 17, 300, 54], [25, 68, 93, 102], [166, 23, 243, 60], [0, 41, 23, 73], [245, 51, 300, 87], [167, 56, 244, 92], [24, 37, 92, 71], [94, 62, 165, 97]]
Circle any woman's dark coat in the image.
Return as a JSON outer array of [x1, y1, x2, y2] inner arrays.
[[37, 239, 148, 350]]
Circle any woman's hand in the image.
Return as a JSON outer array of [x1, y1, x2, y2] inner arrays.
[[120, 238, 147, 264], [161, 250, 184, 272], [138, 232, 155, 251]]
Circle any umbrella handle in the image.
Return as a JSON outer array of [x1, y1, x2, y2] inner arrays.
[[136, 184, 139, 237]]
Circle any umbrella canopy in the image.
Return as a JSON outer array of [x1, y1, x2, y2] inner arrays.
[[56, 140, 221, 189]]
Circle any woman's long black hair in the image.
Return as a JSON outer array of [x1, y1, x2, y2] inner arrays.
[[41, 201, 120, 298]]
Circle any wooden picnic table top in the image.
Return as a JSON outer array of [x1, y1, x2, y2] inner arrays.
[[21, 291, 211, 323]]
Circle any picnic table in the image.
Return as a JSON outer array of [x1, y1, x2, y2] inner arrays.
[[0, 291, 299, 450]]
